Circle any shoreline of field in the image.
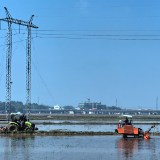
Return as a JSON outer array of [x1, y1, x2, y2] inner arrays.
[[0, 130, 159, 136]]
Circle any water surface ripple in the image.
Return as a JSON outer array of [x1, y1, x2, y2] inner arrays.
[[0, 135, 160, 160]]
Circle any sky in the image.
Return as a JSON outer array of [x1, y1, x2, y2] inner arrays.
[[0, 0, 160, 109]]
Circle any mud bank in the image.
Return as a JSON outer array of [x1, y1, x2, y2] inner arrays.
[[26, 115, 160, 121], [0, 131, 117, 136], [0, 131, 159, 136], [1, 114, 160, 121]]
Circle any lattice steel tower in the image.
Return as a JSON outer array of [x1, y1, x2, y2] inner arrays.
[[0, 7, 38, 121], [26, 15, 36, 120]]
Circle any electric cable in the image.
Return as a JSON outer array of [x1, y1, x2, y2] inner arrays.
[[11, 31, 57, 106]]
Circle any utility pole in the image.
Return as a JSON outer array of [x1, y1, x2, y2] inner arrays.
[[116, 99, 117, 108], [0, 7, 38, 121]]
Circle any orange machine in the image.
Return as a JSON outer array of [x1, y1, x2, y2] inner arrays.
[[115, 115, 155, 139], [143, 125, 155, 139]]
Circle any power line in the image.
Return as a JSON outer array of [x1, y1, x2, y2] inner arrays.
[[0, 37, 160, 43], [34, 15, 160, 19], [35, 36, 160, 40], [1, 36, 160, 43], [32, 61, 57, 105], [31, 33, 160, 36], [32, 29, 160, 32], [2, 29, 160, 32], [0, 36, 6, 38], [2, 30, 160, 38], [12, 26, 27, 56], [7, 28, 57, 106], [0, 40, 25, 47]]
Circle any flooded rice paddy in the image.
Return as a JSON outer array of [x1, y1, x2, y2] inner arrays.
[[1, 120, 160, 159], [0, 120, 159, 132], [1, 135, 160, 160]]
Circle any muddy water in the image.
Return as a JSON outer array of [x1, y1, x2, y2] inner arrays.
[[37, 124, 159, 132], [0, 135, 160, 160]]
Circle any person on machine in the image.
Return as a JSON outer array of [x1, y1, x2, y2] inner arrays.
[[11, 114, 15, 122], [19, 114, 27, 129], [13, 116, 18, 123], [123, 117, 129, 125]]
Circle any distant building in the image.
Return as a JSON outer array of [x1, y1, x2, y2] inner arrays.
[[54, 105, 61, 110], [69, 111, 74, 114], [75, 107, 80, 110], [78, 102, 106, 110], [89, 111, 95, 114]]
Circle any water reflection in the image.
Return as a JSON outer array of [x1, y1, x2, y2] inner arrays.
[[117, 137, 159, 160], [118, 138, 140, 159], [2, 136, 35, 160], [1, 135, 160, 159]]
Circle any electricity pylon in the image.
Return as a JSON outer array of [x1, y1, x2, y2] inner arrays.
[[0, 7, 38, 121], [26, 15, 36, 121]]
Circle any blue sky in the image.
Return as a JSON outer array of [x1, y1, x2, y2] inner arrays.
[[0, 0, 160, 109]]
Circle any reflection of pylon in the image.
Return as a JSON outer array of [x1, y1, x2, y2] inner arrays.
[[0, 7, 38, 121]]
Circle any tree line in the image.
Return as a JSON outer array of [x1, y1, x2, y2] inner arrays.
[[0, 101, 122, 113], [0, 101, 51, 113]]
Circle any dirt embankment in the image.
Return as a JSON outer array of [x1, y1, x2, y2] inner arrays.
[[0, 131, 159, 136], [1, 114, 160, 121], [0, 131, 117, 136]]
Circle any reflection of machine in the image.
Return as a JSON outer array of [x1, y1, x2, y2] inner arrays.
[[115, 115, 155, 139], [118, 138, 139, 159]]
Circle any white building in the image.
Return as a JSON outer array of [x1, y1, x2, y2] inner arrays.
[[54, 104, 61, 110]]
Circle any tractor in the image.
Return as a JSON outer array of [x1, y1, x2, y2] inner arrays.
[[8, 121, 38, 131], [115, 115, 155, 139], [5, 113, 38, 131]]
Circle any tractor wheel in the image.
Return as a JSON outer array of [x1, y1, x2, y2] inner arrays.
[[8, 124, 18, 131], [24, 127, 33, 131]]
